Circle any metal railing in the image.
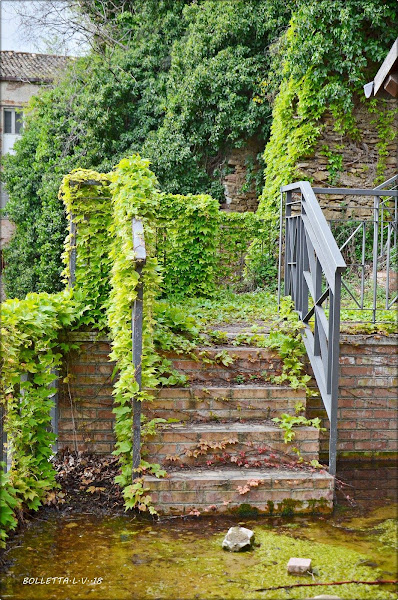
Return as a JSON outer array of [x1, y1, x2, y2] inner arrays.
[[278, 176, 398, 475], [313, 175, 398, 323], [278, 181, 347, 476]]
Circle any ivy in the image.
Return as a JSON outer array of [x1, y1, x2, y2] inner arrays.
[[2, 0, 293, 297], [156, 193, 220, 297], [368, 100, 398, 185], [59, 169, 113, 329], [0, 291, 80, 545], [106, 156, 165, 511], [254, 0, 398, 276]]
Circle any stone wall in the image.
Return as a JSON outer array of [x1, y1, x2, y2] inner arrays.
[[220, 137, 262, 212], [220, 98, 398, 214], [58, 333, 398, 463], [297, 98, 398, 220]]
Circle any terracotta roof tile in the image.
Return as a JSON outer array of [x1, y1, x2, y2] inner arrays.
[[0, 50, 71, 82]]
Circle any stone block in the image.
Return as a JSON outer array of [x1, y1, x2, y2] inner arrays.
[[287, 557, 312, 574]]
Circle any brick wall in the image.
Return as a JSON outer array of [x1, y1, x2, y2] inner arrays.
[[307, 334, 398, 460], [58, 333, 115, 454], [58, 333, 397, 462]]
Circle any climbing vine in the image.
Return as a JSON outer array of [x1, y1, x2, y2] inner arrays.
[[368, 100, 398, 184], [255, 0, 398, 272], [60, 169, 113, 330], [106, 156, 165, 511], [156, 193, 220, 297], [0, 291, 80, 545]]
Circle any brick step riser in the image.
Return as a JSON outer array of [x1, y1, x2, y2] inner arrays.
[[163, 348, 283, 385], [144, 397, 305, 423], [144, 387, 306, 422], [144, 474, 334, 515], [143, 429, 319, 466]]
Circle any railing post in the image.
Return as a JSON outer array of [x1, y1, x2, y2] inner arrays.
[[328, 272, 342, 476], [131, 218, 146, 481], [277, 192, 284, 311]]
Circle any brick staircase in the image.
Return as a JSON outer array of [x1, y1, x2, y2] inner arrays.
[[142, 344, 334, 515]]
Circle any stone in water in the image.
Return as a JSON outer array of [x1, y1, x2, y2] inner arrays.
[[310, 596, 341, 599], [311, 596, 342, 599], [222, 526, 254, 552], [287, 557, 312, 574]]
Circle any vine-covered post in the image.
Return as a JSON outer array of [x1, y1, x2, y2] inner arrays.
[[131, 218, 146, 480], [69, 214, 77, 288]]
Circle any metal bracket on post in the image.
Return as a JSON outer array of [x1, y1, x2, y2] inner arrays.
[[131, 218, 146, 481]]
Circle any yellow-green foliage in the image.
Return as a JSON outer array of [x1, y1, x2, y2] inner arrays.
[[0, 291, 80, 545], [60, 169, 113, 329]]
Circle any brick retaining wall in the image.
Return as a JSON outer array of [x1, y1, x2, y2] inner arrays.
[[307, 334, 398, 460], [58, 333, 397, 461]]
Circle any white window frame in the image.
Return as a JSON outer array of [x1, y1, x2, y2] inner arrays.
[[3, 107, 23, 135]]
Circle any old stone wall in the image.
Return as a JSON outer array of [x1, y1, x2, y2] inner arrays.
[[298, 98, 398, 220], [220, 98, 397, 214], [220, 137, 262, 212]]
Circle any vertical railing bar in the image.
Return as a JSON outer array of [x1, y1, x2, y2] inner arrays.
[[313, 259, 322, 357], [380, 198, 384, 258], [284, 191, 292, 297], [361, 221, 366, 309], [372, 196, 380, 323], [386, 225, 391, 310]]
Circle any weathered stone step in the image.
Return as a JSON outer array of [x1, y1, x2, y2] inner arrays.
[[143, 422, 320, 466], [144, 385, 306, 422], [144, 468, 334, 515], [163, 346, 284, 385]]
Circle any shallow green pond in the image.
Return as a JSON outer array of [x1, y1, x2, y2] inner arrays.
[[1, 504, 397, 600]]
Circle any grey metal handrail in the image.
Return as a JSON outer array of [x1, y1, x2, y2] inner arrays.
[[131, 218, 146, 480], [278, 181, 347, 476]]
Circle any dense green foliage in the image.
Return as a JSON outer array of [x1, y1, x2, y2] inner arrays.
[[2, 0, 292, 297], [60, 169, 113, 329], [0, 291, 80, 545], [257, 0, 398, 218]]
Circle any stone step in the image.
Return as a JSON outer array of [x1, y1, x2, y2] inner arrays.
[[143, 422, 320, 467], [144, 467, 334, 515], [163, 346, 284, 385], [144, 385, 306, 422]]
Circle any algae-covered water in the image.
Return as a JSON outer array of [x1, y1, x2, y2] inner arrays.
[[1, 504, 397, 600]]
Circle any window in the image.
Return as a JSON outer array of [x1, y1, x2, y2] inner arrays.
[[3, 108, 23, 134]]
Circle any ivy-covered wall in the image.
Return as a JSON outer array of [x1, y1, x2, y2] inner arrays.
[[257, 0, 398, 221]]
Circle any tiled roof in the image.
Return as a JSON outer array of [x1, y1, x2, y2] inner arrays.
[[0, 51, 71, 83]]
